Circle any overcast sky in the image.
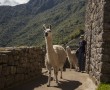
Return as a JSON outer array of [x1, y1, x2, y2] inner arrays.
[[0, 0, 30, 6]]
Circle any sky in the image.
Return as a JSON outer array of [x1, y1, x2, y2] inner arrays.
[[0, 0, 30, 6]]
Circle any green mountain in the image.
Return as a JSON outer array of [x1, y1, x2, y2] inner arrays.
[[0, 0, 86, 47]]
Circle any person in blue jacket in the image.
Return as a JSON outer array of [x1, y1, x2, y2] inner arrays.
[[78, 35, 86, 72]]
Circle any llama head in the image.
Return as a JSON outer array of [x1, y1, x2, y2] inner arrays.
[[43, 24, 52, 38], [66, 46, 71, 52]]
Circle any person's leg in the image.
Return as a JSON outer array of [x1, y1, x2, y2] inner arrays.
[[82, 53, 85, 71], [79, 53, 85, 71], [80, 54, 83, 71], [78, 52, 82, 71]]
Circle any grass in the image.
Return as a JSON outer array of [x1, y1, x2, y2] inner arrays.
[[97, 83, 110, 90]]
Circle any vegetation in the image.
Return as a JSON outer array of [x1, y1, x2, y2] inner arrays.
[[97, 83, 110, 90], [0, 0, 86, 47]]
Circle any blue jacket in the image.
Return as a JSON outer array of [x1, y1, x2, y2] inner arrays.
[[79, 40, 86, 53]]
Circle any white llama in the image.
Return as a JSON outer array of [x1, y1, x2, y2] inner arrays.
[[43, 24, 67, 87], [66, 46, 79, 71]]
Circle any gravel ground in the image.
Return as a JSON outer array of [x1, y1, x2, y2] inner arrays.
[[11, 68, 97, 90]]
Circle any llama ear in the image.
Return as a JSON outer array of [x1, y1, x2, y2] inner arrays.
[[49, 25, 52, 29], [43, 24, 46, 30]]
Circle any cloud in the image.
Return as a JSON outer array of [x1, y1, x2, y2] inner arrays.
[[14, 0, 30, 4], [0, 0, 30, 6]]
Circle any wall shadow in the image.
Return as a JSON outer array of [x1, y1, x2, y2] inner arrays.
[[54, 79, 82, 90], [10, 75, 82, 90], [10, 75, 48, 90]]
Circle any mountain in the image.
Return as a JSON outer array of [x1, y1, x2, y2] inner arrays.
[[0, 0, 86, 47]]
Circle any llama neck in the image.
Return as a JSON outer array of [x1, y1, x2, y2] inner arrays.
[[45, 37, 54, 53], [66, 49, 71, 56]]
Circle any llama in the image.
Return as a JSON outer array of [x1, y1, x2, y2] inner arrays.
[[43, 24, 67, 87], [66, 46, 79, 71]]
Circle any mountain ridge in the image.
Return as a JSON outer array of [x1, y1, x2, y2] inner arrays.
[[0, 0, 86, 47]]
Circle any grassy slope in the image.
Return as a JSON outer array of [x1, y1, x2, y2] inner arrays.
[[0, 0, 86, 47]]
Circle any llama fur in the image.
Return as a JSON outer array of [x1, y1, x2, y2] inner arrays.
[[43, 25, 67, 87], [66, 46, 79, 71]]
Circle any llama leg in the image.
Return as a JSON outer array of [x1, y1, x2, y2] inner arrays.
[[56, 70, 58, 84], [70, 63, 72, 71], [47, 69, 51, 87], [60, 67, 63, 79], [53, 68, 56, 81], [75, 64, 77, 71], [54, 68, 58, 84]]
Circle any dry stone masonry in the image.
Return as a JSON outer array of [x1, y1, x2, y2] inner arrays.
[[0, 46, 44, 90], [85, 0, 110, 84]]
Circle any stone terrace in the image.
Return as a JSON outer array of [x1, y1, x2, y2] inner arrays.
[[0, 46, 44, 90]]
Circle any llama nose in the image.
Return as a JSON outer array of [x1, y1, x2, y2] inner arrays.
[[45, 32, 48, 37]]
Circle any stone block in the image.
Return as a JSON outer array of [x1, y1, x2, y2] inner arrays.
[[0, 65, 2, 75], [5, 75, 15, 86], [1, 54, 8, 64], [96, 42, 105, 47], [100, 74, 110, 83], [16, 67, 24, 74], [10, 66, 16, 74], [8, 56, 15, 66], [101, 62, 110, 74], [15, 74, 21, 82], [101, 54, 110, 62], [103, 48, 110, 54], [102, 32, 110, 41], [2, 66, 10, 76], [0, 77, 5, 89], [0, 55, 3, 64]]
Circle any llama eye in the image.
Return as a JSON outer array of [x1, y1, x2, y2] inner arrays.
[[45, 32, 48, 37], [49, 31, 51, 32]]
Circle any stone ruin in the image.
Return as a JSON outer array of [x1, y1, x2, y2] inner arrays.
[[85, 0, 110, 84], [0, 47, 44, 90]]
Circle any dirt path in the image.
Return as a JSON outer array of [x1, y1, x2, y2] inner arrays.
[[11, 69, 97, 90]]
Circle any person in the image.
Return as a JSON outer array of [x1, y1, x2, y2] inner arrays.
[[78, 35, 86, 72]]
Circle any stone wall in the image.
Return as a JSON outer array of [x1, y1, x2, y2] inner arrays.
[[85, 0, 110, 84], [0, 46, 44, 90]]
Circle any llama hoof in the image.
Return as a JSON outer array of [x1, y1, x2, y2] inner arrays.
[[47, 84, 50, 87], [53, 78, 56, 81], [56, 81, 59, 84], [75, 69, 77, 71], [56, 82, 59, 86], [51, 77, 54, 81], [53, 78, 55, 81]]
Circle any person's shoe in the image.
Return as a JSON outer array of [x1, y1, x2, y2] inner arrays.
[[81, 71, 85, 73], [78, 70, 81, 72], [63, 68, 66, 71]]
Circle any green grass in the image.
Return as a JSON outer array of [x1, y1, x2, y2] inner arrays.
[[97, 83, 110, 90]]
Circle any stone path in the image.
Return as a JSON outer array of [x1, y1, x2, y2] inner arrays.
[[11, 68, 97, 90]]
